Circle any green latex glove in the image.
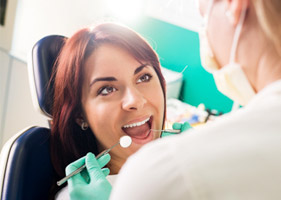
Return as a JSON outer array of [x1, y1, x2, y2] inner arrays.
[[66, 152, 112, 200], [161, 122, 192, 138]]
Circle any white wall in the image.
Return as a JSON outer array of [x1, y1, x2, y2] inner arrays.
[[0, 50, 10, 140], [0, 57, 49, 147], [10, 0, 107, 61], [145, 0, 202, 32], [0, 0, 17, 51]]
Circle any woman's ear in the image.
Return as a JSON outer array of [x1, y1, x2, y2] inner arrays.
[[76, 117, 89, 130], [76, 118, 84, 126], [226, 0, 250, 25]]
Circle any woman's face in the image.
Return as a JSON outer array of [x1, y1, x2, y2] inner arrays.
[[81, 43, 165, 170]]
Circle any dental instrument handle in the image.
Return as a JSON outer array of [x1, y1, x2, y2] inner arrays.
[[57, 142, 119, 186], [163, 129, 181, 133], [150, 129, 181, 134]]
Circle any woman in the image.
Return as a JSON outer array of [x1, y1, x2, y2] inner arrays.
[[109, 0, 281, 199], [49, 23, 189, 199]]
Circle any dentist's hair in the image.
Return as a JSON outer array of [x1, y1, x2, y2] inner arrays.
[[49, 22, 166, 198], [252, 0, 281, 55]]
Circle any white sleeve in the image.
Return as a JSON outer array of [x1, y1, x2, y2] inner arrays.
[[110, 137, 190, 200]]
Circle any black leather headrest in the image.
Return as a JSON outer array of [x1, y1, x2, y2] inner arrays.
[[31, 35, 67, 117], [1, 127, 54, 200]]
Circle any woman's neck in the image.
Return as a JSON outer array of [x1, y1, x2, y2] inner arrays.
[[97, 144, 126, 174], [255, 45, 281, 92], [107, 156, 125, 174], [238, 9, 281, 93]]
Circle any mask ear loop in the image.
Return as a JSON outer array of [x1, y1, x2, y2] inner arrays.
[[199, 0, 215, 61], [203, 0, 215, 26], [229, 1, 247, 64], [229, 1, 248, 111]]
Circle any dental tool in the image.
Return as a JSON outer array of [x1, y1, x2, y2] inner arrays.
[[150, 129, 181, 134], [57, 135, 132, 186], [119, 135, 132, 148]]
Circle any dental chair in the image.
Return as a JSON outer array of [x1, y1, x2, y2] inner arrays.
[[0, 35, 66, 200]]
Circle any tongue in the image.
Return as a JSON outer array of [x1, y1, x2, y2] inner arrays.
[[123, 122, 150, 139]]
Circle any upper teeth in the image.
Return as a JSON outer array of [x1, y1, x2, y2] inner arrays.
[[123, 117, 150, 128]]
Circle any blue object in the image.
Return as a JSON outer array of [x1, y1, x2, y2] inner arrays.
[[180, 114, 200, 124], [0, 127, 54, 200], [1, 35, 67, 200], [31, 35, 67, 117]]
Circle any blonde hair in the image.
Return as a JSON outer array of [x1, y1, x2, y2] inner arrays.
[[252, 0, 281, 55]]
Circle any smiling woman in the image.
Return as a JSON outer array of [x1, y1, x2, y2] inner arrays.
[[49, 22, 167, 199], [80, 43, 165, 172]]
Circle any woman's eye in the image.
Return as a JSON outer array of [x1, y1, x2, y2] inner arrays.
[[97, 86, 117, 96], [137, 74, 152, 83]]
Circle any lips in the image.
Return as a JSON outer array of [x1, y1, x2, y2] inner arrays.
[[122, 116, 152, 142]]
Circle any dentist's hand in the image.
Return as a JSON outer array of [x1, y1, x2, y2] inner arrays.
[[161, 122, 192, 138], [66, 152, 112, 200]]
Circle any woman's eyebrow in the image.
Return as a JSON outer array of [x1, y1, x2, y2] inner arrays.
[[90, 64, 149, 87], [134, 64, 149, 75], [90, 77, 117, 87]]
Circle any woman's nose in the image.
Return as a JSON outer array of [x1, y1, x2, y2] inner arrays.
[[122, 88, 147, 111]]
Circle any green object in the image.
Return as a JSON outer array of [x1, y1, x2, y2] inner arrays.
[[66, 153, 112, 200], [161, 122, 192, 138]]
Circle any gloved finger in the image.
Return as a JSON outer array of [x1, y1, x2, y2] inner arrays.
[[161, 132, 175, 138], [65, 156, 86, 175], [172, 122, 182, 130], [86, 153, 107, 181], [181, 122, 192, 132], [101, 168, 110, 177], [68, 169, 87, 187], [97, 153, 111, 168], [66, 156, 87, 187]]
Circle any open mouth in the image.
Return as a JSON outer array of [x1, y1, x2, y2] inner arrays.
[[122, 116, 153, 142]]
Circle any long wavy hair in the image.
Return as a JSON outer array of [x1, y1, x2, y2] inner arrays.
[[49, 22, 166, 198], [252, 0, 281, 56]]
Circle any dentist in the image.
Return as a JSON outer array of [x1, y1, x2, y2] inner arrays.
[[110, 0, 281, 199]]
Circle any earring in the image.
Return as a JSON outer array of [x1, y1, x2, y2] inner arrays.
[[81, 122, 88, 131]]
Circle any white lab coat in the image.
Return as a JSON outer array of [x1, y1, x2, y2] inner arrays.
[[111, 80, 281, 200], [56, 174, 117, 200]]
